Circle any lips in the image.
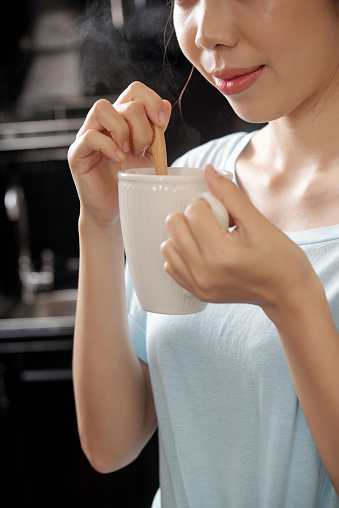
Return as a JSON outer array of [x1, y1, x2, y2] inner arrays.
[[212, 65, 265, 96]]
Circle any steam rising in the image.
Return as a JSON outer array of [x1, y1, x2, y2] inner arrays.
[[75, 0, 235, 162]]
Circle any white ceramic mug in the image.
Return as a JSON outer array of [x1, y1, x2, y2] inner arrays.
[[118, 167, 231, 315]]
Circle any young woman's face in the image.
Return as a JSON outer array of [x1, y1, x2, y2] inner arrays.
[[173, 0, 339, 123]]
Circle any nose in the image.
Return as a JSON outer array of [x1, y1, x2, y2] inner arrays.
[[195, 0, 238, 51]]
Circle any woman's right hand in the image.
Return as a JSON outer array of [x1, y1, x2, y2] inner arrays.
[[68, 82, 171, 226]]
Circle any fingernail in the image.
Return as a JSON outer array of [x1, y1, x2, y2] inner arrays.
[[206, 165, 220, 178], [122, 140, 129, 152], [159, 111, 167, 125], [206, 165, 232, 180], [116, 149, 125, 160], [137, 147, 147, 158]]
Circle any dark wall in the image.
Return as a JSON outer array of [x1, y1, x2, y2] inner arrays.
[[79, 0, 237, 163]]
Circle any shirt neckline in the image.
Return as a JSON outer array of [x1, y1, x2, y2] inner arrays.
[[227, 130, 339, 243]]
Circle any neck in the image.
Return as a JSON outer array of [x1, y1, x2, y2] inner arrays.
[[261, 85, 339, 175]]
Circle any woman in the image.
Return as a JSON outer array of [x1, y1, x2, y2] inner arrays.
[[68, 0, 339, 505]]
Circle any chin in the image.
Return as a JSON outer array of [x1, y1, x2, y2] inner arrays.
[[230, 103, 284, 125], [224, 90, 289, 124]]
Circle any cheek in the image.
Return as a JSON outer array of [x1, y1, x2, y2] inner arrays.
[[173, 10, 196, 62]]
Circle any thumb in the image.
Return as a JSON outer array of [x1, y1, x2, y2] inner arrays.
[[203, 164, 258, 230], [162, 100, 172, 129]]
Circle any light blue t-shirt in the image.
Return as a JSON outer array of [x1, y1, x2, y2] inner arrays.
[[126, 132, 339, 508]]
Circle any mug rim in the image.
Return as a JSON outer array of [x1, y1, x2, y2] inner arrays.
[[118, 166, 206, 183]]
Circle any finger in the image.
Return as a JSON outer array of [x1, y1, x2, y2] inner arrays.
[[69, 129, 125, 170], [161, 239, 196, 292], [115, 101, 155, 158], [183, 200, 227, 254], [203, 164, 262, 231], [115, 96, 171, 157], [77, 99, 130, 154], [115, 81, 171, 128], [164, 212, 202, 263]]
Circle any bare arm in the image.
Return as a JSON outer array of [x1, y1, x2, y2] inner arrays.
[[73, 218, 156, 473], [68, 83, 171, 473]]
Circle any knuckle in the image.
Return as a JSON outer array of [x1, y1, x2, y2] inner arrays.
[[185, 200, 209, 218], [165, 212, 178, 225], [81, 129, 104, 151], [127, 100, 145, 116], [185, 201, 198, 214], [160, 238, 170, 256], [127, 81, 145, 95], [165, 212, 182, 232], [82, 128, 95, 144], [109, 121, 128, 141], [92, 98, 112, 113]]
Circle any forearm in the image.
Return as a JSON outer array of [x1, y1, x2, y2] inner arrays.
[[73, 216, 156, 473], [265, 273, 339, 493]]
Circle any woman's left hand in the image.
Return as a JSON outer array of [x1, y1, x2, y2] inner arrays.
[[161, 164, 315, 315]]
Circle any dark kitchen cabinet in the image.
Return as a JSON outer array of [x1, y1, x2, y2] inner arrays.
[[0, 326, 159, 508]]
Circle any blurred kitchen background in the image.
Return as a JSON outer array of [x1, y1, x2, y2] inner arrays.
[[0, 0, 251, 506]]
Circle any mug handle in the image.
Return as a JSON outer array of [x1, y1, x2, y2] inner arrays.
[[199, 191, 229, 229]]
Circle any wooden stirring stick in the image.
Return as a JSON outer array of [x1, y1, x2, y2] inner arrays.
[[151, 124, 168, 175]]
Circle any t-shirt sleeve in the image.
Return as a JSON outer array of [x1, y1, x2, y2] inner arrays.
[[125, 264, 148, 364]]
